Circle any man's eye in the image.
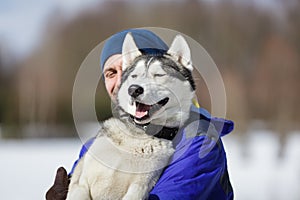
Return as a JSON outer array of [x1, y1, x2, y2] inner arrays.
[[105, 71, 116, 78]]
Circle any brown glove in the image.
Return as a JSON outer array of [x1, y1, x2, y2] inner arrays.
[[46, 167, 70, 200]]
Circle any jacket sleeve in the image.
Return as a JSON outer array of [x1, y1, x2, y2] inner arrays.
[[68, 137, 95, 176], [149, 134, 233, 200]]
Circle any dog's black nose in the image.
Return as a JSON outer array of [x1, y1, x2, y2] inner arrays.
[[128, 84, 144, 98]]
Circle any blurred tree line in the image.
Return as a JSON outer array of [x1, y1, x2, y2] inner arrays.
[[0, 0, 299, 138]]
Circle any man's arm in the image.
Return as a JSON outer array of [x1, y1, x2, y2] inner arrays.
[[46, 137, 95, 200], [149, 135, 233, 200]]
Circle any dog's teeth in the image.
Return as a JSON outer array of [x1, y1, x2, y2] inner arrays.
[[130, 98, 134, 106]]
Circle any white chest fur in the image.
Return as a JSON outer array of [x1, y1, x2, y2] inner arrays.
[[66, 118, 175, 200]]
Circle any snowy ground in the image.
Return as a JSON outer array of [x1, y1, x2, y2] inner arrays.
[[223, 131, 300, 200], [0, 131, 299, 200]]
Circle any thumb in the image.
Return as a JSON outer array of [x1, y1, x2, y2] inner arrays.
[[46, 167, 69, 200], [54, 167, 69, 186]]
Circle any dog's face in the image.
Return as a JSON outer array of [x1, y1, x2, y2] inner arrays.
[[117, 33, 195, 128]]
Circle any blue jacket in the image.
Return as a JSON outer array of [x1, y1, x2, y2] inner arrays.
[[70, 107, 234, 200]]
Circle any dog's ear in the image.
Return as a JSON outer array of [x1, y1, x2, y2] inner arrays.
[[122, 33, 142, 71], [168, 35, 193, 71]]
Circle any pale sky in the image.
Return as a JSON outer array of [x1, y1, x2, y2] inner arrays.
[[0, 0, 99, 59]]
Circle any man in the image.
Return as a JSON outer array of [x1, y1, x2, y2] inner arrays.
[[46, 28, 234, 200]]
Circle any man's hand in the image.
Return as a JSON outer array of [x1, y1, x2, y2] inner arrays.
[[46, 167, 69, 200]]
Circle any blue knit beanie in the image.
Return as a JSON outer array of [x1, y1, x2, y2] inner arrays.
[[100, 29, 169, 71]]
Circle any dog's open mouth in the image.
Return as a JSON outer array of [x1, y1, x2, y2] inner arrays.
[[133, 97, 169, 123]]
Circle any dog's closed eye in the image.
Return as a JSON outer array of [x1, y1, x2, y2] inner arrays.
[[154, 74, 166, 77]]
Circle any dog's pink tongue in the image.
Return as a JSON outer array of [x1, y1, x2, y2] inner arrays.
[[135, 103, 151, 119]]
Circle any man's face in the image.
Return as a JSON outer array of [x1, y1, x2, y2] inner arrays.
[[103, 54, 122, 101]]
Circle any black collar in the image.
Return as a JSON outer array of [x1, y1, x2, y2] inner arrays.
[[149, 124, 179, 140], [153, 127, 179, 140]]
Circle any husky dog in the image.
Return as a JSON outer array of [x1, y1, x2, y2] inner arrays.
[[66, 33, 196, 200]]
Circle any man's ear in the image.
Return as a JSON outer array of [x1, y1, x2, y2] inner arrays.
[[167, 35, 193, 71], [122, 33, 142, 71]]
